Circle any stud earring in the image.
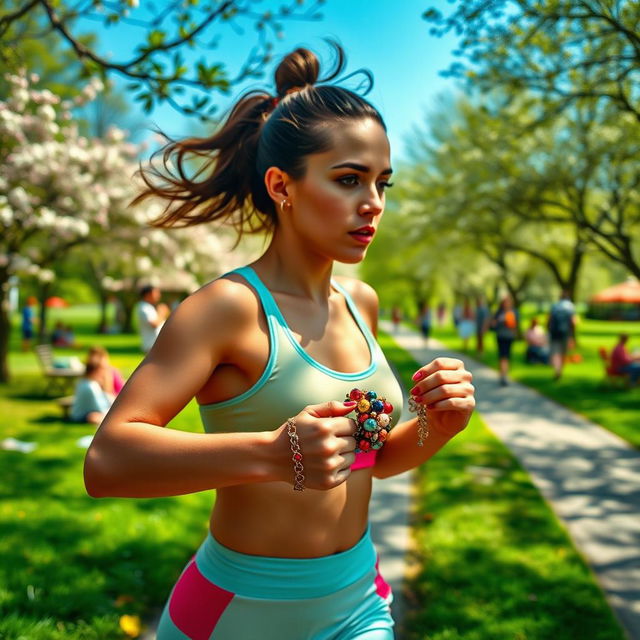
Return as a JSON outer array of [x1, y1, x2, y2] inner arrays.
[[280, 199, 289, 214]]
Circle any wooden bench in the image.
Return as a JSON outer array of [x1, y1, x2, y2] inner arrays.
[[34, 344, 84, 395], [57, 395, 75, 419]]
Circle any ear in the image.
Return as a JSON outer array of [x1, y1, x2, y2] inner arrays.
[[264, 166, 291, 203]]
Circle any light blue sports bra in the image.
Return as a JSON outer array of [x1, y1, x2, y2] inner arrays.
[[198, 266, 404, 468]]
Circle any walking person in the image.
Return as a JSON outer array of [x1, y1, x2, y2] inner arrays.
[[20, 296, 37, 351], [84, 45, 475, 639], [547, 290, 576, 380], [474, 296, 490, 355], [417, 302, 432, 344], [491, 295, 518, 386]]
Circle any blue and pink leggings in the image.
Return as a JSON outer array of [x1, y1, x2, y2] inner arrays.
[[156, 526, 394, 639]]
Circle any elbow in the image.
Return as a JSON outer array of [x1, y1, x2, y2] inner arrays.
[[83, 444, 119, 498]]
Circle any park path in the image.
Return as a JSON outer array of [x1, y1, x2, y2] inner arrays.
[[382, 321, 640, 640]]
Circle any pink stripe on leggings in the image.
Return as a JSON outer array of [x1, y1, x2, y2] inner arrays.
[[169, 560, 235, 640]]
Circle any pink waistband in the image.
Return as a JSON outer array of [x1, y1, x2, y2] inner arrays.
[[351, 450, 377, 471]]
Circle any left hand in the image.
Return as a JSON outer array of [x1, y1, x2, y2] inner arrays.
[[409, 357, 475, 437]]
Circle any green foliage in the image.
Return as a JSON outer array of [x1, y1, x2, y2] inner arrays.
[[0, 0, 325, 120]]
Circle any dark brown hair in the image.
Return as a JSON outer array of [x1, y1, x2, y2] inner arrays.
[[133, 43, 386, 239]]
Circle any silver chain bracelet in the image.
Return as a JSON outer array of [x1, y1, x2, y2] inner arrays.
[[408, 397, 429, 446], [286, 418, 305, 491]]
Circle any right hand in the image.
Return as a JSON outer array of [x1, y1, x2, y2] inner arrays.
[[272, 400, 358, 491]]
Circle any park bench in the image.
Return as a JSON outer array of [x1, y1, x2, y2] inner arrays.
[[56, 395, 75, 419], [34, 344, 84, 395], [597, 347, 629, 388]]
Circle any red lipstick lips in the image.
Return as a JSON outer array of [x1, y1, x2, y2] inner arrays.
[[349, 225, 375, 245]]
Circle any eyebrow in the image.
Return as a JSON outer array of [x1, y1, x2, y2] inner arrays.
[[330, 162, 393, 175]]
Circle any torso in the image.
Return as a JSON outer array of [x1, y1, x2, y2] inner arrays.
[[195, 268, 387, 558]]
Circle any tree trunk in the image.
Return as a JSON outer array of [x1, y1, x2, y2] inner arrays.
[[0, 269, 11, 383], [37, 281, 52, 342]]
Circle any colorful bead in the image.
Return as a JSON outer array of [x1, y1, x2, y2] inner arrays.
[[364, 418, 377, 432], [349, 388, 395, 453], [371, 400, 384, 413], [376, 413, 390, 427]]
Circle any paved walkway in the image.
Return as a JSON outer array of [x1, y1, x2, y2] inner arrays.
[[382, 322, 640, 640]]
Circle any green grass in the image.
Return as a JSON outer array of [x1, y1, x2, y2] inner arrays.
[[379, 332, 626, 640], [1, 306, 212, 639], [427, 316, 639, 449], [0, 306, 629, 638]]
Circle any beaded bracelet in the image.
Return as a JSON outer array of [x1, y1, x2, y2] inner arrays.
[[345, 388, 395, 453]]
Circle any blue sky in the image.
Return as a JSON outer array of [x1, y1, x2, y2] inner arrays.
[[88, 0, 461, 162]]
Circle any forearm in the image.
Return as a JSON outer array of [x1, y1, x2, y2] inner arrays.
[[84, 423, 279, 498], [373, 417, 454, 479]]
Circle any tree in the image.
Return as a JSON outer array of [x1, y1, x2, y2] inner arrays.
[[0, 70, 145, 382], [424, 0, 640, 123], [0, 0, 325, 120]]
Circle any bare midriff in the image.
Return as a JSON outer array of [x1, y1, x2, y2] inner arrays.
[[209, 469, 373, 558]]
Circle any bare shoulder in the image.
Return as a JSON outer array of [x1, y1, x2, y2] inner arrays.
[[183, 273, 259, 341], [333, 276, 379, 334]]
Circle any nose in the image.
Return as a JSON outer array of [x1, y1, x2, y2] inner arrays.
[[358, 185, 384, 216]]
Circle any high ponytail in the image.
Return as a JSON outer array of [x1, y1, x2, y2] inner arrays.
[[134, 42, 386, 239]]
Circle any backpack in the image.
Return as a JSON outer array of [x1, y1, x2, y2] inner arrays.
[[549, 303, 573, 337]]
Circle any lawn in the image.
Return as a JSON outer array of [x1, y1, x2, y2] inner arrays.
[[379, 332, 626, 640], [0, 305, 629, 639], [1, 306, 213, 639], [427, 315, 639, 449]]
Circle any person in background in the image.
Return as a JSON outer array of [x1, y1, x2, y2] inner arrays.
[[548, 290, 576, 380], [491, 295, 518, 386], [86, 346, 125, 396], [391, 305, 402, 333], [457, 300, 475, 351], [417, 302, 432, 344], [474, 296, 490, 355], [21, 296, 37, 351], [611, 334, 640, 386], [136, 285, 170, 353], [70, 350, 116, 425], [524, 318, 550, 365]]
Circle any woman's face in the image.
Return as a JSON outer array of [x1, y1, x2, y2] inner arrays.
[[284, 118, 392, 264]]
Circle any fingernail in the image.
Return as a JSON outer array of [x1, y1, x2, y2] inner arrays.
[[412, 371, 424, 381], [410, 386, 420, 396], [343, 400, 357, 407]]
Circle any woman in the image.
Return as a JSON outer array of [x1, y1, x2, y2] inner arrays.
[[491, 295, 518, 386], [524, 318, 549, 365], [84, 46, 475, 639], [70, 350, 116, 425]]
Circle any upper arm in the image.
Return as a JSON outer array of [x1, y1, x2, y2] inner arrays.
[[335, 277, 380, 337], [100, 278, 252, 429]]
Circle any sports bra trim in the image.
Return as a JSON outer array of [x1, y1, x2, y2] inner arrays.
[[198, 266, 378, 410]]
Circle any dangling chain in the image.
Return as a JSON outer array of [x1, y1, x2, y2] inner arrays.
[[286, 418, 305, 491], [409, 397, 429, 446]]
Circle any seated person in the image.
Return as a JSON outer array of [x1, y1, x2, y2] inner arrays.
[[525, 318, 550, 364], [611, 334, 640, 386], [86, 345, 125, 395], [51, 321, 66, 346], [70, 352, 116, 425]]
